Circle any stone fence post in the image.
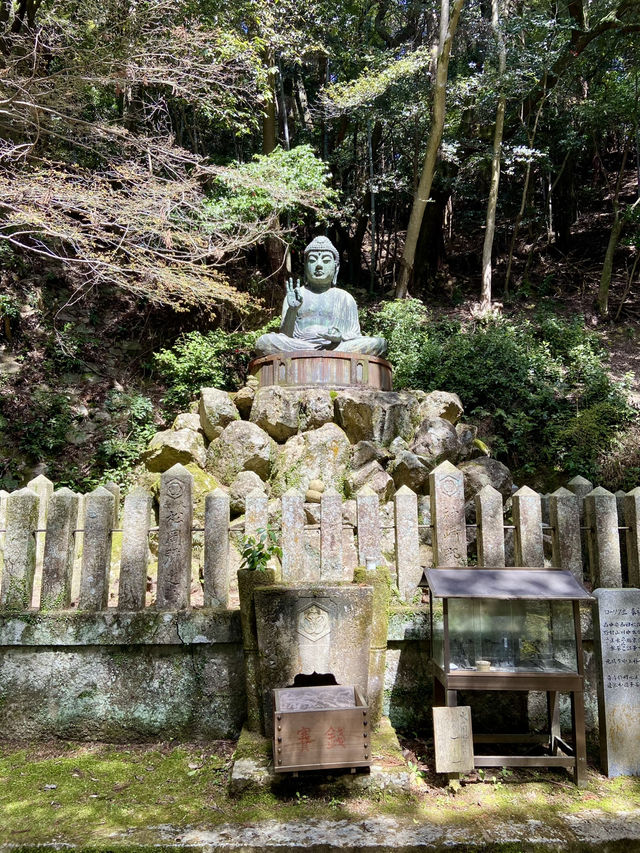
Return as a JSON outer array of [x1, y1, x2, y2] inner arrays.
[[0, 488, 39, 610], [512, 486, 544, 567], [78, 486, 115, 611], [41, 487, 79, 610], [356, 486, 381, 566], [27, 474, 53, 608], [549, 487, 582, 579], [118, 488, 152, 611], [625, 487, 640, 588], [430, 461, 466, 567], [156, 464, 192, 610], [204, 488, 230, 607], [475, 484, 505, 567], [321, 487, 346, 582], [585, 486, 622, 588], [394, 485, 420, 601], [282, 489, 308, 582]]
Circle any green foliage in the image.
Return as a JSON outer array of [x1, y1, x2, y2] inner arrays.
[[0, 294, 19, 320], [205, 145, 336, 228], [360, 299, 430, 389], [96, 390, 156, 488], [239, 526, 282, 571], [553, 400, 633, 480], [154, 328, 259, 411], [363, 303, 634, 482], [11, 390, 73, 459], [322, 46, 433, 114]]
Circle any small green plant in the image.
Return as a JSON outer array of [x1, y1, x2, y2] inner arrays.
[[239, 526, 282, 571], [97, 389, 156, 488], [406, 759, 426, 782], [0, 294, 19, 339]]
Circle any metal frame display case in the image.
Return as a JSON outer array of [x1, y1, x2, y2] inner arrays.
[[424, 567, 594, 785]]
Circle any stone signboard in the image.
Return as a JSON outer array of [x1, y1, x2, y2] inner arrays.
[[432, 706, 474, 775], [594, 588, 640, 776]]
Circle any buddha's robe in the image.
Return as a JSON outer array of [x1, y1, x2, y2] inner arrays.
[[255, 286, 386, 357]]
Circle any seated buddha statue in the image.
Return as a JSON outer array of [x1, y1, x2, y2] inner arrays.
[[255, 236, 387, 357]]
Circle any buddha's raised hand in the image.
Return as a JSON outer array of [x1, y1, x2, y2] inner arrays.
[[286, 277, 303, 309]]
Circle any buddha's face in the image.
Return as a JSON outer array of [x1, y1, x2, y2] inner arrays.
[[305, 251, 336, 289]]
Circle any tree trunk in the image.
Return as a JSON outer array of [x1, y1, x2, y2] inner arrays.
[[294, 68, 314, 132], [479, 0, 507, 313], [413, 187, 449, 285], [504, 83, 547, 294], [598, 211, 625, 317], [262, 52, 277, 155], [598, 195, 640, 317], [552, 155, 576, 251], [395, 0, 465, 298], [597, 145, 636, 317]]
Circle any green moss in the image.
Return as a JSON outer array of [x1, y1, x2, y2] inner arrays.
[[2, 738, 640, 847], [39, 588, 69, 613], [269, 457, 303, 497], [233, 726, 273, 762]]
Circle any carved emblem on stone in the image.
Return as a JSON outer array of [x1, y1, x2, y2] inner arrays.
[[297, 604, 330, 642], [166, 479, 184, 499], [441, 475, 460, 497]]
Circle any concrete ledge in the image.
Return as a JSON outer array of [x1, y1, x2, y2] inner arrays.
[[5, 814, 640, 852], [0, 608, 242, 646]]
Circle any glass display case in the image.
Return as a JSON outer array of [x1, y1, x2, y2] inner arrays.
[[432, 597, 578, 674], [424, 567, 594, 785]]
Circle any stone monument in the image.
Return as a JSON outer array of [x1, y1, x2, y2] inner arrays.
[[252, 236, 392, 390], [594, 588, 640, 776]]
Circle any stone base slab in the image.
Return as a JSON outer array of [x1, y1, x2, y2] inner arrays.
[[230, 717, 411, 794]]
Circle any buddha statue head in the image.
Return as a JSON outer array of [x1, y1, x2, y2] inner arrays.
[[303, 235, 340, 290]]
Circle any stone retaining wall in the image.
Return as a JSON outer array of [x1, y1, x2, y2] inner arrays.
[[0, 609, 435, 741]]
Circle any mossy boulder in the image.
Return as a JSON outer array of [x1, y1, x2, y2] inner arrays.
[[417, 390, 464, 424], [249, 386, 300, 441], [271, 422, 351, 496], [199, 387, 240, 441], [459, 457, 513, 501], [206, 421, 274, 484], [142, 428, 206, 473], [387, 449, 430, 493], [410, 416, 461, 466], [334, 389, 418, 446], [249, 386, 334, 441], [172, 412, 204, 434], [346, 460, 395, 501], [230, 471, 269, 516]]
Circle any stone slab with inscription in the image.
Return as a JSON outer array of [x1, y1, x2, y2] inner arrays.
[[433, 706, 474, 775], [594, 588, 640, 776], [254, 585, 373, 737]]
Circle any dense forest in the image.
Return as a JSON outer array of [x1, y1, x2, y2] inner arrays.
[[0, 0, 639, 493]]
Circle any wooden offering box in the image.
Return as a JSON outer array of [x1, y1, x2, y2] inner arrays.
[[273, 685, 370, 774]]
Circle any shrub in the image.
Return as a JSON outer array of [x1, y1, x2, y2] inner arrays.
[[360, 298, 430, 388], [154, 329, 256, 411], [364, 305, 634, 483], [96, 390, 157, 488]]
